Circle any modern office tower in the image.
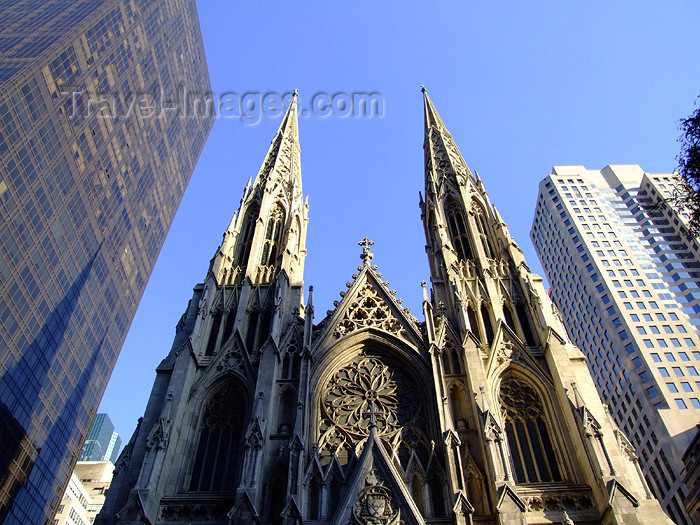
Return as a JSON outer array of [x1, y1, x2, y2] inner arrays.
[[0, 1, 214, 523], [531, 164, 700, 524], [104, 433, 122, 465], [96, 93, 671, 525], [80, 413, 122, 463]]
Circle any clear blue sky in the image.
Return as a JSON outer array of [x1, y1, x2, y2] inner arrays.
[[100, 1, 700, 444]]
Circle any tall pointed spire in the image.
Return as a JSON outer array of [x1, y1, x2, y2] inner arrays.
[[212, 91, 308, 286], [422, 88, 474, 190], [421, 88, 486, 326], [252, 90, 300, 190], [422, 86, 446, 134]]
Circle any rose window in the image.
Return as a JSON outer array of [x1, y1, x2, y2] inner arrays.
[[319, 355, 426, 462]]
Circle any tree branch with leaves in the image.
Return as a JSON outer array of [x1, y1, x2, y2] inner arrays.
[[674, 101, 700, 236]]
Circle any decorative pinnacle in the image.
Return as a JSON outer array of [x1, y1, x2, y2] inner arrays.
[[421, 281, 429, 302], [359, 237, 375, 266], [293, 88, 299, 96], [420, 85, 427, 93], [570, 380, 584, 408]]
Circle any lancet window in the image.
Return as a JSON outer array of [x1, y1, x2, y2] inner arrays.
[[499, 375, 561, 484], [205, 308, 223, 356], [449, 382, 470, 430], [236, 204, 258, 270], [481, 303, 494, 345], [474, 204, 495, 259], [260, 204, 285, 267], [503, 303, 517, 334], [221, 304, 236, 345], [265, 459, 288, 524], [445, 202, 473, 260], [246, 307, 272, 353], [515, 302, 537, 346], [276, 385, 296, 434], [189, 381, 246, 492], [467, 305, 480, 342]]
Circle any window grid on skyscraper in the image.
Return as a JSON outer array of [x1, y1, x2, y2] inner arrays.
[[0, 1, 214, 522], [531, 165, 699, 525]]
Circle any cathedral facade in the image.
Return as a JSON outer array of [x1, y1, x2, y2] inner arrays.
[[97, 91, 672, 524]]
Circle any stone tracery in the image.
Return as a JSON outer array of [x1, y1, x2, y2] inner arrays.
[[334, 284, 405, 338], [318, 355, 431, 471], [322, 356, 419, 440], [499, 375, 562, 484]]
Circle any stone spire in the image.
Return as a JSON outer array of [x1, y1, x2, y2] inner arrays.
[[212, 91, 307, 285], [252, 90, 300, 190], [422, 85, 446, 134], [422, 87, 475, 193]]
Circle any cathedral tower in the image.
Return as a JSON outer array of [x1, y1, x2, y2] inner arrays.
[[98, 92, 309, 523], [419, 88, 671, 524], [98, 91, 673, 525]]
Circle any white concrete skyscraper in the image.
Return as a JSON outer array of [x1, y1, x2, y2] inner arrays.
[[531, 164, 700, 524]]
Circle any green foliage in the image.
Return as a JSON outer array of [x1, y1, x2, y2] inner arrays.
[[675, 101, 700, 235]]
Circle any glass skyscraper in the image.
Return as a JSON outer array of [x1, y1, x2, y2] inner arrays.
[[0, 1, 214, 522], [79, 413, 121, 463], [531, 165, 699, 524]]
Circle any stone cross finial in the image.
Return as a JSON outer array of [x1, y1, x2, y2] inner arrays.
[[359, 238, 375, 266], [362, 400, 382, 430]]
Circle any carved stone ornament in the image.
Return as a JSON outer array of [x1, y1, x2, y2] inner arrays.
[[199, 298, 208, 320], [483, 412, 502, 443], [216, 348, 243, 373], [145, 419, 169, 451], [428, 131, 468, 186], [526, 494, 594, 513], [352, 470, 400, 525], [496, 341, 521, 365], [579, 406, 602, 439], [246, 418, 264, 449], [159, 501, 232, 522], [614, 428, 638, 462], [334, 284, 404, 338]]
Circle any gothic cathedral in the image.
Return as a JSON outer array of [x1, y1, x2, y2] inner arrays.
[[97, 91, 673, 524]]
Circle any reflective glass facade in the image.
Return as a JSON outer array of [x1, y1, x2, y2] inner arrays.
[[0, 1, 214, 522], [79, 413, 121, 463]]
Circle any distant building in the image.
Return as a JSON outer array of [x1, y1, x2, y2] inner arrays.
[[55, 461, 114, 525], [0, 0, 213, 522], [79, 414, 121, 463], [531, 165, 700, 524]]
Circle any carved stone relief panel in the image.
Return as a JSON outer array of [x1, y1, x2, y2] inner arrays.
[[352, 469, 400, 525]]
